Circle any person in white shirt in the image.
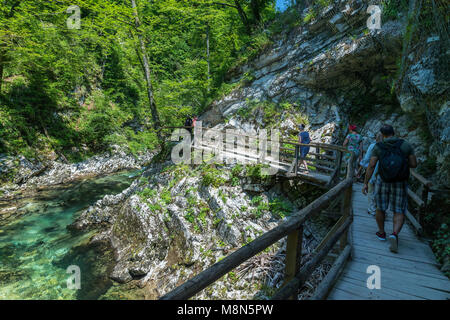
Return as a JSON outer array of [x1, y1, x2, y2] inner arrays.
[[360, 132, 382, 216]]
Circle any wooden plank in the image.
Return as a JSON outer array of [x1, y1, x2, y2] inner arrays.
[[410, 169, 432, 187], [351, 252, 446, 277], [405, 208, 423, 234], [352, 232, 432, 252], [351, 220, 417, 239], [352, 219, 415, 236], [345, 261, 450, 294], [309, 245, 352, 300], [407, 188, 425, 207], [338, 270, 446, 300], [352, 239, 438, 264], [327, 287, 366, 300], [352, 257, 448, 281], [332, 277, 425, 300], [315, 215, 347, 253]]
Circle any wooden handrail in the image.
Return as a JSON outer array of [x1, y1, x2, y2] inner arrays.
[[165, 126, 350, 153], [410, 169, 432, 187], [406, 169, 433, 234], [271, 217, 352, 300]]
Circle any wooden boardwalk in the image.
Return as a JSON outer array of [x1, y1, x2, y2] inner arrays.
[[327, 183, 450, 300], [163, 127, 449, 300], [193, 144, 333, 186]]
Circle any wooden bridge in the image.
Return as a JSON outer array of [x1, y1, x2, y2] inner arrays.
[[159, 126, 450, 300]]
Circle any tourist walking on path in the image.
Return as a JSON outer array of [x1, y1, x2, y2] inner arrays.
[[184, 115, 193, 134], [343, 124, 363, 177], [360, 132, 383, 216], [298, 124, 310, 174], [362, 124, 417, 253]]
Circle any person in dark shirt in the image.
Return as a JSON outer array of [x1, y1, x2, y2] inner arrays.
[[184, 115, 193, 134], [298, 124, 311, 173], [363, 124, 417, 253]]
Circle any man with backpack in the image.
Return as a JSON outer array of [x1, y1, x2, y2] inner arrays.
[[362, 124, 417, 253]]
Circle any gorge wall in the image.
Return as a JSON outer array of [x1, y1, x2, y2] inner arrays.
[[201, 0, 449, 188]]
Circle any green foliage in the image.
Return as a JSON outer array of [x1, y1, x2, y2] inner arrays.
[[231, 176, 240, 187], [245, 163, 270, 181], [303, 8, 317, 24], [381, 0, 409, 20], [137, 187, 157, 202], [251, 195, 269, 218], [231, 164, 243, 177], [201, 165, 227, 187], [269, 5, 302, 34], [0, 0, 278, 160], [269, 197, 293, 219], [432, 223, 450, 276], [160, 188, 172, 205], [184, 209, 196, 224]]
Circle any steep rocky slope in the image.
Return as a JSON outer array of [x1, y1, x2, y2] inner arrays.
[[202, 0, 448, 187], [73, 160, 333, 299]]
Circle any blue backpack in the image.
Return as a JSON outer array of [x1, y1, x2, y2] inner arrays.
[[377, 140, 410, 182], [300, 131, 310, 144]]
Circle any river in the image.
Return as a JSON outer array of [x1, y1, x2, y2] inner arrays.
[[0, 170, 142, 300]]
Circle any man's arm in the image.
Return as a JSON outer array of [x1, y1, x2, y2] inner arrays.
[[409, 154, 417, 168], [343, 138, 349, 147], [362, 156, 378, 194], [359, 140, 363, 160], [364, 156, 378, 184]]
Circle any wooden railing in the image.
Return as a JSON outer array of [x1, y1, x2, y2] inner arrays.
[[166, 125, 350, 188], [405, 169, 433, 235], [159, 126, 355, 300]]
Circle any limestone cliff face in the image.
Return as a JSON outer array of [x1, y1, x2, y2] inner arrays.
[[201, 0, 448, 187]]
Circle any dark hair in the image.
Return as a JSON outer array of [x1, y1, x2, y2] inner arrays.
[[380, 124, 395, 136], [298, 124, 305, 130]]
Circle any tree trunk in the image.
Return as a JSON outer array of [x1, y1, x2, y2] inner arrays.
[[250, 0, 261, 24], [0, 50, 5, 93], [206, 23, 210, 90], [0, 59, 3, 93], [233, 0, 252, 34], [130, 0, 163, 142]]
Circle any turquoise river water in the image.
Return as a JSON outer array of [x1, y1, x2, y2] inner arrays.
[[0, 170, 141, 300]]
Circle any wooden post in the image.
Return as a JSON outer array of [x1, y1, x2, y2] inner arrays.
[[419, 187, 429, 225], [339, 154, 354, 250], [336, 150, 342, 179], [294, 145, 299, 175], [284, 226, 303, 299], [340, 185, 352, 251]]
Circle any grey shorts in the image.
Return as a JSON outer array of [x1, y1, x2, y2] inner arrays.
[[375, 177, 408, 214]]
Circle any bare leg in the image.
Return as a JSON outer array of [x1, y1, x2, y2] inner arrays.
[[376, 209, 385, 233], [302, 160, 308, 172], [393, 213, 405, 235]]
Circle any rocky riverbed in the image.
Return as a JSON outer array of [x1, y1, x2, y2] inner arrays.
[[0, 146, 155, 200]]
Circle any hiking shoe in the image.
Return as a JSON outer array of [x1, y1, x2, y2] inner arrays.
[[389, 233, 398, 253], [376, 231, 386, 241]]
